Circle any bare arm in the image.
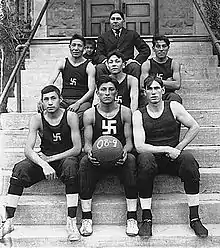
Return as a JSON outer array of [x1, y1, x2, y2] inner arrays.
[[128, 75, 139, 113], [171, 101, 200, 151], [140, 60, 150, 90], [121, 106, 133, 153], [162, 60, 181, 90], [47, 112, 82, 162], [83, 108, 95, 154]]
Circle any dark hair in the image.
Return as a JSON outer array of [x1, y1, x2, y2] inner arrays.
[[96, 75, 119, 90], [107, 50, 125, 62], [144, 75, 164, 89], [109, 10, 124, 20], [85, 39, 96, 49], [152, 35, 170, 47], [41, 85, 61, 99], [70, 34, 86, 46]]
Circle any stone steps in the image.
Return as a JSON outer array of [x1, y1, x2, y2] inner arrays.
[[1, 168, 220, 196], [2, 224, 220, 248], [0, 193, 219, 225], [1, 126, 220, 148]]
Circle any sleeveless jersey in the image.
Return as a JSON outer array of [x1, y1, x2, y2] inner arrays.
[[116, 75, 130, 108], [61, 58, 90, 100], [139, 101, 180, 147], [39, 110, 73, 156], [149, 57, 173, 93], [92, 105, 126, 146]]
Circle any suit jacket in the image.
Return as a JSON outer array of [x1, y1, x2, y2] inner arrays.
[[96, 27, 151, 64]]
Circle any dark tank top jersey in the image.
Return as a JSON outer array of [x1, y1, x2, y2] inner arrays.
[[39, 110, 73, 156], [139, 101, 180, 147], [116, 75, 130, 108], [92, 105, 126, 146], [61, 58, 90, 99], [149, 57, 173, 93]]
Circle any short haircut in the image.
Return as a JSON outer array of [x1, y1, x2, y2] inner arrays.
[[41, 85, 61, 99], [96, 75, 119, 90], [109, 10, 124, 20], [152, 35, 170, 47], [107, 50, 125, 62], [85, 39, 96, 49], [69, 34, 86, 46], [144, 75, 164, 89]]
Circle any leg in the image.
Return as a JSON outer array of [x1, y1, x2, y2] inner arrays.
[[118, 153, 138, 236], [175, 151, 208, 238], [78, 155, 101, 236], [162, 92, 182, 104], [76, 102, 91, 130], [58, 156, 80, 241], [137, 152, 158, 236], [124, 62, 141, 79], [95, 63, 109, 80], [1, 159, 45, 238]]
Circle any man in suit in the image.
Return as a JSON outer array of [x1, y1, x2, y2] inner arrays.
[[96, 10, 151, 80]]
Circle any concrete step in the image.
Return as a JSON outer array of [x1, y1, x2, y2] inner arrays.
[[1, 168, 220, 196], [0, 193, 219, 225], [1, 126, 220, 148], [1, 109, 220, 130], [1, 224, 219, 247], [24, 55, 219, 70]]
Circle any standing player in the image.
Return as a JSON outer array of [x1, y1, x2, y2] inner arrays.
[[133, 75, 208, 238], [38, 34, 96, 128], [93, 51, 139, 112], [79, 75, 138, 237], [1, 85, 82, 241], [140, 35, 182, 104]]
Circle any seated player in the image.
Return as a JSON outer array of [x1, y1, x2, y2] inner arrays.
[[79, 75, 138, 237], [1, 85, 82, 241], [140, 35, 182, 105], [133, 75, 208, 238]]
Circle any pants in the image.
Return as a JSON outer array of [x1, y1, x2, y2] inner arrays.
[[79, 153, 138, 200], [61, 98, 91, 129], [10, 157, 79, 193], [137, 151, 200, 198]]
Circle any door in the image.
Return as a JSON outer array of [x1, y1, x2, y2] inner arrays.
[[85, 0, 155, 36]]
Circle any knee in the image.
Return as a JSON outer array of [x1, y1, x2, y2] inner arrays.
[[60, 157, 79, 184], [164, 92, 182, 104], [125, 62, 141, 78], [178, 151, 200, 182], [137, 152, 157, 176]]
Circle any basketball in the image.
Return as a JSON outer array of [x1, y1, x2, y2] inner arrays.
[[92, 135, 123, 166]]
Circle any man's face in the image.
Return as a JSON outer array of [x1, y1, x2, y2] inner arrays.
[[110, 13, 124, 31], [97, 82, 118, 104], [107, 55, 124, 74], [145, 81, 165, 104], [153, 40, 169, 59], [69, 39, 84, 58], [85, 44, 95, 56], [42, 91, 60, 113]]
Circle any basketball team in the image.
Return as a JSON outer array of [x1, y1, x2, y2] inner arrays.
[[1, 10, 208, 241]]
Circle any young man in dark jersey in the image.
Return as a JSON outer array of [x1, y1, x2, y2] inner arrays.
[[38, 34, 96, 128], [133, 76, 208, 238], [1, 85, 82, 241], [79, 75, 138, 237], [140, 35, 182, 104], [93, 51, 139, 112]]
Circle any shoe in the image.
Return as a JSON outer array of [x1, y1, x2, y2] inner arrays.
[[126, 218, 138, 236], [190, 218, 208, 238], [66, 217, 80, 241], [0, 218, 14, 239], [80, 219, 93, 236], [138, 219, 152, 237]]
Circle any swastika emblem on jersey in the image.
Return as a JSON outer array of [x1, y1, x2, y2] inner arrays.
[[70, 78, 77, 86], [53, 133, 61, 142], [102, 120, 117, 134], [115, 95, 123, 103], [156, 73, 164, 79]]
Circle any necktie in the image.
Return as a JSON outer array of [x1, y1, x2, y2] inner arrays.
[[115, 30, 120, 39]]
